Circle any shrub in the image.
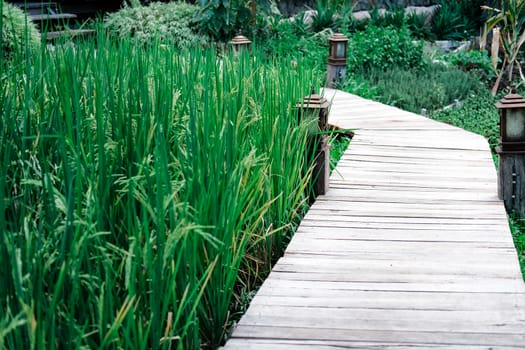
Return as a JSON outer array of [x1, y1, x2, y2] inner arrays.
[[259, 18, 330, 78], [1, 1, 40, 58], [431, 1, 472, 41], [104, 1, 206, 47], [347, 25, 424, 71], [445, 49, 496, 82], [197, 0, 271, 42], [345, 63, 486, 113]]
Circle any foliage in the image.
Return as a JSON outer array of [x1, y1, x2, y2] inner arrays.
[[508, 213, 525, 280], [405, 11, 434, 41], [259, 18, 330, 79], [345, 63, 486, 114], [431, 1, 472, 41], [339, 72, 381, 100], [369, 6, 405, 29], [482, 0, 525, 93], [1, 1, 40, 58], [430, 90, 499, 149], [197, 0, 271, 41], [445, 49, 496, 82], [104, 1, 206, 47], [310, 0, 338, 32], [347, 25, 424, 71], [329, 135, 351, 172], [0, 36, 319, 349]]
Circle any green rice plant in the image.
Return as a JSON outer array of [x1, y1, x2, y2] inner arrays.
[[0, 32, 318, 349]]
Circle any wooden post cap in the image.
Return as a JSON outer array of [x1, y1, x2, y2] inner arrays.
[[496, 93, 525, 109]]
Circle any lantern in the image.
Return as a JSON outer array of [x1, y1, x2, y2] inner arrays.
[[230, 33, 252, 52], [326, 32, 348, 88], [496, 92, 525, 152], [328, 32, 348, 66]]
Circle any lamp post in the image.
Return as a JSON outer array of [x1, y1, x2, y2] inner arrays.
[[327, 31, 348, 88], [496, 91, 525, 214], [230, 32, 252, 53], [297, 89, 331, 196]]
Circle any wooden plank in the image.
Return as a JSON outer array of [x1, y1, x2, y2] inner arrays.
[[294, 226, 513, 244], [231, 325, 525, 347], [260, 277, 525, 294], [239, 307, 525, 334], [301, 215, 509, 226], [275, 255, 520, 276], [252, 290, 525, 311], [224, 339, 524, 350]]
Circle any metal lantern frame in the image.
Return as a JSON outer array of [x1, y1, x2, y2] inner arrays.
[[496, 92, 525, 152]]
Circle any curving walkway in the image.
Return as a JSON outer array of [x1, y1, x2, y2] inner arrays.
[[223, 89, 525, 349]]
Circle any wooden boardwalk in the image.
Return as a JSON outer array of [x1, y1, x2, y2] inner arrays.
[[223, 89, 525, 349]]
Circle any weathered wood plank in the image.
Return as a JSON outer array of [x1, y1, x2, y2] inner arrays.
[[231, 325, 525, 347], [224, 338, 524, 350]]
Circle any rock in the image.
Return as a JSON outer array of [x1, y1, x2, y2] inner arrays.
[[352, 10, 370, 22]]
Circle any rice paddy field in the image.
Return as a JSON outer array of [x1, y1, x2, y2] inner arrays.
[[0, 35, 321, 349]]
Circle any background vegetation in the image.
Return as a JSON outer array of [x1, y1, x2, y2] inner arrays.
[[2, 0, 525, 349]]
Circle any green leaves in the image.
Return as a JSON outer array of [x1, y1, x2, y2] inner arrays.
[[482, 0, 525, 93], [103, 2, 207, 48], [347, 25, 424, 71]]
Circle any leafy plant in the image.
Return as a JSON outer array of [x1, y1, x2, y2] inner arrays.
[[406, 11, 435, 41], [369, 6, 406, 29], [311, 0, 338, 32], [1, 0, 40, 58], [346, 63, 485, 113], [482, 0, 525, 94], [198, 0, 270, 41], [445, 49, 496, 82], [347, 24, 424, 71], [104, 1, 206, 47], [508, 213, 525, 279], [431, 1, 471, 41]]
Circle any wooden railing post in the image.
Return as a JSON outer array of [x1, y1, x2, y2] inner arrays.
[[495, 91, 525, 215], [297, 90, 331, 196]]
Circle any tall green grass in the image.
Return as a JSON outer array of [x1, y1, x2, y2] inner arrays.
[[0, 33, 319, 349]]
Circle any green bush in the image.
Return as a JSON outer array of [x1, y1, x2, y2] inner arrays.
[[1, 1, 40, 58], [431, 1, 471, 41], [258, 18, 330, 78], [445, 49, 496, 82], [345, 63, 486, 113], [347, 25, 424, 71], [104, 1, 206, 47]]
